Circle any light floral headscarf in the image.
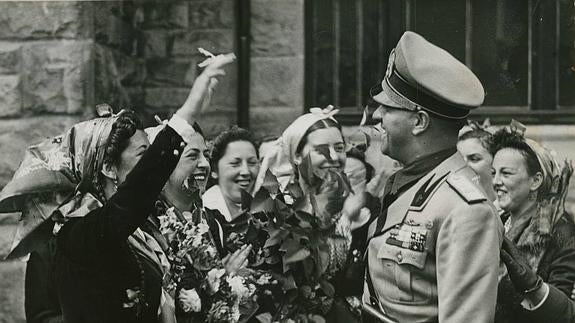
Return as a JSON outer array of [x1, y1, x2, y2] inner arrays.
[[0, 105, 122, 258], [254, 106, 340, 191]]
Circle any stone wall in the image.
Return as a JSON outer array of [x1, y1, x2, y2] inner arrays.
[[249, 0, 305, 138], [0, 1, 238, 321]]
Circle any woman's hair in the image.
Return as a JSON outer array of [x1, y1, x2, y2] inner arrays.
[[103, 110, 144, 166], [295, 118, 342, 154], [489, 129, 541, 177], [94, 110, 143, 200], [458, 128, 493, 151], [210, 126, 259, 172], [346, 147, 375, 181]]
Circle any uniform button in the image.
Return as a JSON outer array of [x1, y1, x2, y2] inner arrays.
[[180, 142, 186, 148], [352, 249, 359, 256], [173, 149, 180, 156], [397, 251, 403, 262]]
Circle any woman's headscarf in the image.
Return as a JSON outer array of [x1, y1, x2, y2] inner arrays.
[[502, 122, 573, 270], [254, 106, 340, 192], [0, 105, 122, 258]]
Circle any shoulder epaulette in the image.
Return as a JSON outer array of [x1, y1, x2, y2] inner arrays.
[[446, 174, 487, 203]]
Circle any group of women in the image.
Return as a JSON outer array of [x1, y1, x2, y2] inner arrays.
[[0, 53, 373, 323], [0, 49, 574, 323], [457, 121, 575, 323]]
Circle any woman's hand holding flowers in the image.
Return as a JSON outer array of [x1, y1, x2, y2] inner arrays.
[[223, 244, 252, 274]]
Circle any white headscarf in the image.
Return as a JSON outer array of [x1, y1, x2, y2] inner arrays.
[[254, 106, 339, 192]]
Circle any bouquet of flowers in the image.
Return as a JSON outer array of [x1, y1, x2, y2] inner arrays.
[[238, 155, 354, 322], [157, 199, 279, 323]]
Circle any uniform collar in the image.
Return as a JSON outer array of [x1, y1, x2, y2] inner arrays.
[[388, 147, 457, 196]]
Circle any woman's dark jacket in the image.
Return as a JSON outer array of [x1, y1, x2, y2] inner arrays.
[[55, 126, 184, 323], [496, 214, 575, 323], [25, 234, 63, 323]]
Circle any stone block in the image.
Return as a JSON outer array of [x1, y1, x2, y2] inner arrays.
[[21, 41, 92, 115], [125, 86, 145, 109], [95, 10, 140, 55], [249, 106, 302, 139], [113, 52, 146, 86], [144, 87, 191, 109], [171, 30, 234, 57], [0, 76, 21, 117], [94, 44, 143, 110], [251, 0, 304, 57], [250, 57, 304, 108], [0, 116, 83, 189], [0, 2, 88, 39], [189, 0, 234, 29], [0, 42, 21, 75], [167, 2, 189, 29], [200, 108, 237, 138], [0, 258, 25, 323], [146, 58, 193, 86], [144, 29, 168, 58], [142, 2, 170, 29]]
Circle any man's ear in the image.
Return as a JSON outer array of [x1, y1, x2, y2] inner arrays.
[[412, 110, 430, 136], [101, 162, 117, 181]]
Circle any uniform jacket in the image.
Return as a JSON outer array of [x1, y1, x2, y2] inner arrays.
[[496, 213, 575, 323], [55, 126, 184, 323], [363, 153, 504, 323]]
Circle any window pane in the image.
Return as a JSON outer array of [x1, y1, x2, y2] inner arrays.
[[311, 0, 335, 107], [338, 0, 358, 107], [559, 0, 575, 107], [472, 0, 529, 106], [408, 0, 467, 62]]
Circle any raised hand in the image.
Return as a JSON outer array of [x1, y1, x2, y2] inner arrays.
[[176, 52, 236, 124]]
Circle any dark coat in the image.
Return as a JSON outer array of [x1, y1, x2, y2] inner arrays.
[[496, 214, 575, 323], [25, 235, 63, 323], [55, 126, 184, 323]]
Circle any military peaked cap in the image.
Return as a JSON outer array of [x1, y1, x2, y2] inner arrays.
[[371, 31, 485, 119]]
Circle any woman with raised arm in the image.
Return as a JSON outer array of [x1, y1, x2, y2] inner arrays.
[[0, 53, 234, 323]]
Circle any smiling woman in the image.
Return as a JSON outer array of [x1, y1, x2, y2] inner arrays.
[[489, 127, 575, 323]]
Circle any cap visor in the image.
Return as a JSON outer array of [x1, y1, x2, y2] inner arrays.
[[370, 83, 402, 108]]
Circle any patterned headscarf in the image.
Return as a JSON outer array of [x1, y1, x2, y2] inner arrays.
[[254, 106, 340, 191], [0, 105, 122, 258], [502, 121, 573, 270]]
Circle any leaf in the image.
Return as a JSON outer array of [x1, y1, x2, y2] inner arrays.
[[284, 248, 310, 265], [309, 315, 327, 323], [285, 181, 304, 201], [299, 154, 320, 187], [264, 228, 289, 248], [241, 189, 252, 211], [255, 313, 273, 323], [251, 188, 275, 214], [319, 279, 335, 297], [314, 144, 334, 163], [262, 170, 280, 196], [359, 105, 368, 126]]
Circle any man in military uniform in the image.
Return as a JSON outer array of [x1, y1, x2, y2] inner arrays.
[[362, 31, 504, 322]]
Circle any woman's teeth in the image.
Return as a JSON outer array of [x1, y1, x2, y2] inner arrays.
[[236, 179, 251, 188]]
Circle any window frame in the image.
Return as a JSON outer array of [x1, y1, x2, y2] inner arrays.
[[304, 0, 575, 125]]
